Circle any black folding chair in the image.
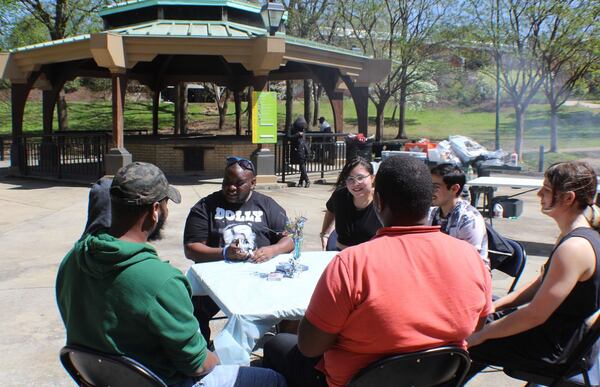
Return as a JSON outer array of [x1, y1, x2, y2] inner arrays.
[[60, 345, 167, 387], [494, 239, 527, 293], [346, 346, 471, 387], [504, 313, 600, 387], [487, 223, 527, 293]]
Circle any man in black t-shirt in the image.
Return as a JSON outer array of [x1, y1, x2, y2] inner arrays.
[[184, 157, 294, 341]]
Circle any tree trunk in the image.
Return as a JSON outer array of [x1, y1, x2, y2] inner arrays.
[[247, 87, 253, 135], [550, 106, 558, 152], [57, 93, 68, 131], [218, 89, 230, 130], [174, 83, 181, 135], [396, 89, 408, 139], [303, 80, 312, 127], [514, 106, 525, 159], [312, 83, 323, 126], [285, 80, 293, 134], [374, 98, 388, 141], [234, 91, 242, 136], [391, 104, 397, 123], [180, 82, 188, 135]]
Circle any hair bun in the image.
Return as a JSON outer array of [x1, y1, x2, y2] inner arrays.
[[585, 204, 600, 231]]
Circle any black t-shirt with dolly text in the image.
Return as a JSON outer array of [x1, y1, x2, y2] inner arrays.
[[184, 191, 289, 253], [326, 187, 382, 246]]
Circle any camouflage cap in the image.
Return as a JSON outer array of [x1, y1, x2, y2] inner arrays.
[[110, 162, 181, 206]]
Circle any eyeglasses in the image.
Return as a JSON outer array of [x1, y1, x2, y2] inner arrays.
[[226, 156, 255, 174], [346, 174, 370, 185]]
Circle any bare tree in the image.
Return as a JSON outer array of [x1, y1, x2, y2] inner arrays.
[[467, 0, 585, 158], [285, 0, 330, 129], [16, 0, 109, 130], [204, 84, 231, 130], [540, 1, 599, 152], [340, 0, 450, 140]]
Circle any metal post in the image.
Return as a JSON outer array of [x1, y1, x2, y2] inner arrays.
[[320, 142, 325, 179], [538, 145, 545, 172], [281, 135, 287, 183], [494, 0, 501, 151]]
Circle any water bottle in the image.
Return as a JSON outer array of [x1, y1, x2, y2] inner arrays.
[[510, 153, 519, 166], [467, 165, 475, 181], [493, 203, 504, 218]]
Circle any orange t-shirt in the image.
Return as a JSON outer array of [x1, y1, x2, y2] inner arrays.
[[305, 226, 493, 387]]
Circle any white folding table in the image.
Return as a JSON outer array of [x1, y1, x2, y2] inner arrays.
[[468, 176, 600, 220], [185, 251, 338, 365]]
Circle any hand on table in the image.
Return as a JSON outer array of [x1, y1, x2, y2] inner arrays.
[[225, 240, 251, 261], [250, 246, 275, 263]]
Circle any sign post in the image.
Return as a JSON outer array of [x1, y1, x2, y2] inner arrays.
[[250, 91, 277, 182], [251, 91, 277, 144]]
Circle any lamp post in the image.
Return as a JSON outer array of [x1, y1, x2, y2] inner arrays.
[[260, 0, 285, 36]]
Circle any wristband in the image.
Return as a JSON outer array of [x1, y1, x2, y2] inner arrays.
[[222, 245, 229, 262]]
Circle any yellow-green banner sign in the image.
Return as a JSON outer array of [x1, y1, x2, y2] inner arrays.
[[251, 91, 277, 144]]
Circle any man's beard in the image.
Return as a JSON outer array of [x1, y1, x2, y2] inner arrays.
[[148, 212, 166, 241]]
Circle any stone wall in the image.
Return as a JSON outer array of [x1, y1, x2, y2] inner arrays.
[[124, 135, 261, 177]]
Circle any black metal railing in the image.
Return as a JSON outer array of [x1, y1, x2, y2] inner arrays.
[[15, 133, 110, 180], [275, 132, 348, 183]]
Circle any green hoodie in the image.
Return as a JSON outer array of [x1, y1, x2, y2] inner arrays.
[[56, 232, 207, 385]]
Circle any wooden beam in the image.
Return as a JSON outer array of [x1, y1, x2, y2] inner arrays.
[[111, 73, 127, 148]]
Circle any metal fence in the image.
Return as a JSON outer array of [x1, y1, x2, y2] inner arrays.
[[15, 133, 110, 180], [274, 132, 348, 183]]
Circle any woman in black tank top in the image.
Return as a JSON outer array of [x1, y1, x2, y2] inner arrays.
[[466, 161, 600, 377]]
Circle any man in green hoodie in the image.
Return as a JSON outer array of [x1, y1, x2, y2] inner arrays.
[[56, 162, 286, 387]]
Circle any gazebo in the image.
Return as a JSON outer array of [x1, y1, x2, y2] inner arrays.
[[0, 0, 390, 180]]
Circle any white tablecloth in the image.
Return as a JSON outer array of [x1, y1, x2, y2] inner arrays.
[[185, 251, 338, 365]]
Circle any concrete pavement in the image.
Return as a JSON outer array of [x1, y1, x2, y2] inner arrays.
[[0, 172, 558, 386]]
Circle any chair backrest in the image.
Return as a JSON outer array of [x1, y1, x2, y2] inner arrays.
[[564, 312, 600, 380], [326, 229, 339, 251], [60, 345, 167, 387], [346, 346, 471, 387], [495, 239, 527, 293], [486, 223, 514, 269]]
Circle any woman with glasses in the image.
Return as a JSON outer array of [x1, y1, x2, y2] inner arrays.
[[320, 157, 382, 250]]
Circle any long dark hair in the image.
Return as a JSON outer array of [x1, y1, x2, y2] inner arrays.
[[545, 161, 600, 231], [335, 157, 374, 189]]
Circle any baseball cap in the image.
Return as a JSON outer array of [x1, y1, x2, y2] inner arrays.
[[110, 162, 181, 206]]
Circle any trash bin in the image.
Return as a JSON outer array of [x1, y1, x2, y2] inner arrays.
[[491, 196, 523, 218], [346, 140, 373, 162]]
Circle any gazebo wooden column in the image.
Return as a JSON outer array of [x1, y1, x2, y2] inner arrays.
[[111, 73, 127, 148], [310, 67, 345, 133], [42, 90, 57, 135], [10, 81, 35, 170], [104, 72, 132, 174], [342, 75, 369, 136]]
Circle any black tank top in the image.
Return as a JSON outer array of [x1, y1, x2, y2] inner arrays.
[[541, 227, 600, 363]]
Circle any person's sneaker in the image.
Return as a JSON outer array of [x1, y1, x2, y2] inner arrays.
[[305, 182, 311, 188]]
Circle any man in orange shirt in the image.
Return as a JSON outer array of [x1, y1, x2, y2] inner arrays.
[[263, 155, 493, 387]]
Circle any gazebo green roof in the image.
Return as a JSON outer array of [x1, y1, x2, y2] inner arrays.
[[99, 0, 263, 17]]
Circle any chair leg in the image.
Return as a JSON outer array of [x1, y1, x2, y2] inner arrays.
[[582, 370, 591, 387]]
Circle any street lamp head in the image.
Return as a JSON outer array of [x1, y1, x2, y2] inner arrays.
[[261, 1, 285, 36]]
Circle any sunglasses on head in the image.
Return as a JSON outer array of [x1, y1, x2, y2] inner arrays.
[[226, 156, 255, 174]]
